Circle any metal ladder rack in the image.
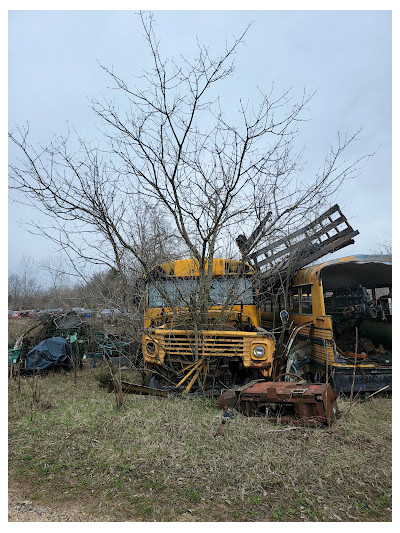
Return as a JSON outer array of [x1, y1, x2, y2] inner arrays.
[[237, 204, 359, 285]]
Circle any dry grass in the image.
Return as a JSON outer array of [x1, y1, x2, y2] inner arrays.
[[8, 363, 392, 522]]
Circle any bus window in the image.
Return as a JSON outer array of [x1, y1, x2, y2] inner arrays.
[[262, 296, 273, 312], [289, 288, 300, 314], [300, 285, 313, 314]]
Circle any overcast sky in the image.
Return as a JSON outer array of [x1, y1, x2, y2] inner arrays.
[[8, 9, 392, 277]]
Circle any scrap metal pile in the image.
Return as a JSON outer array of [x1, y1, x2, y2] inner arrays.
[[8, 311, 140, 374]]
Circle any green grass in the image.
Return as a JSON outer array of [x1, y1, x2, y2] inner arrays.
[[8, 364, 392, 522]]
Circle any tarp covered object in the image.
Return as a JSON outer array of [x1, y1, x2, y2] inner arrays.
[[25, 337, 73, 371]]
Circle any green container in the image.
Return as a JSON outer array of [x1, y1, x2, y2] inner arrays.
[[8, 348, 21, 365]]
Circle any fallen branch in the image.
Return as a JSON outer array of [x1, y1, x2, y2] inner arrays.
[[14, 321, 43, 349], [265, 426, 304, 434], [360, 385, 390, 402]]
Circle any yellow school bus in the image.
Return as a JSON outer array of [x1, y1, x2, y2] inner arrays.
[[261, 255, 392, 393], [143, 258, 275, 391]]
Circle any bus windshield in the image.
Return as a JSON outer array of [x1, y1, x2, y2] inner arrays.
[[147, 277, 254, 308]]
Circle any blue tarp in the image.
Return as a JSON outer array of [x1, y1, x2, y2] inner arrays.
[[25, 337, 73, 371]]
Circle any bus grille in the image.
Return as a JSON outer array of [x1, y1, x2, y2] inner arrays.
[[160, 332, 245, 358]]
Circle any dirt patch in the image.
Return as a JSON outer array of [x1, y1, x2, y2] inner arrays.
[[8, 475, 111, 522]]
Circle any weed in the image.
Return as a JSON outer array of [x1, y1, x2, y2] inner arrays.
[[152, 479, 167, 492], [129, 493, 138, 504], [355, 500, 369, 513], [272, 507, 284, 521], [376, 491, 391, 509], [140, 501, 153, 519], [304, 505, 320, 521], [248, 494, 262, 506], [94, 372, 112, 389], [180, 486, 202, 503]]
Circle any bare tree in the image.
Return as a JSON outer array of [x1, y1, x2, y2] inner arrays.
[[8, 255, 42, 310], [9, 12, 369, 365], [370, 240, 392, 256]]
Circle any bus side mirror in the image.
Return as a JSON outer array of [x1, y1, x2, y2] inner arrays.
[[280, 310, 289, 324]]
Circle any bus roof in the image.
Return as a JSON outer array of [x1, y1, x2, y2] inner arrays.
[[292, 255, 392, 289], [153, 258, 255, 277]]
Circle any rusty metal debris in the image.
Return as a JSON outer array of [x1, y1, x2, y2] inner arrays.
[[214, 419, 226, 437], [219, 380, 338, 427]]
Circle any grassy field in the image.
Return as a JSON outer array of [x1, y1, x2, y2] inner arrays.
[[8, 364, 392, 522]]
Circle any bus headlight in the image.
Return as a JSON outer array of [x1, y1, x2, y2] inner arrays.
[[252, 344, 266, 358], [146, 341, 156, 355]]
